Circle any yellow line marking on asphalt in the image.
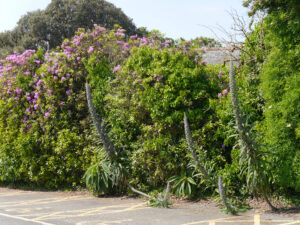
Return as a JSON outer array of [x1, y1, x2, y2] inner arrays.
[[31, 202, 146, 221], [76, 219, 133, 225], [0, 191, 28, 196], [182, 214, 299, 225], [278, 221, 300, 225], [254, 214, 260, 225], [0, 195, 91, 207], [0, 212, 54, 225], [5, 207, 52, 214], [181, 215, 250, 225]]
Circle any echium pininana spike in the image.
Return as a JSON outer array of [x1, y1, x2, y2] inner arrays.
[[163, 181, 170, 203], [228, 60, 276, 211], [228, 60, 255, 154], [86, 82, 116, 157], [86, 82, 152, 200], [218, 177, 234, 213], [184, 113, 208, 177]]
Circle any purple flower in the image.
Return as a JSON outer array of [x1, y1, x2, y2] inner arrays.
[[165, 40, 171, 47], [34, 104, 40, 110], [218, 71, 223, 78], [113, 65, 121, 72], [123, 43, 129, 49], [98, 27, 106, 32], [222, 89, 228, 95], [198, 39, 203, 43], [61, 77, 66, 82], [88, 47, 94, 53], [115, 32, 125, 37], [26, 108, 31, 114], [44, 112, 50, 118], [15, 87, 23, 95], [130, 34, 138, 40], [132, 71, 136, 76], [53, 76, 57, 81], [66, 90, 71, 96], [59, 101, 64, 106], [118, 28, 125, 33], [77, 57, 81, 61], [156, 75, 163, 82], [37, 79, 43, 86], [222, 144, 226, 148], [201, 60, 206, 66], [26, 97, 31, 101], [218, 93, 222, 98]]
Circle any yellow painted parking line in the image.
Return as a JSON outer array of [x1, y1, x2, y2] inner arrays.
[[0, 191, 28, 196], [181, 215, 247, 225], [0, 195, 92, 208], [28, 202, 146, 221], [182, 214, 299, 225], [4, 206, 52, 214], [76, 219, 133, 225], [254, 214, 260, 225], [0, 212, 54, 225], [278, 221, 300, 225]]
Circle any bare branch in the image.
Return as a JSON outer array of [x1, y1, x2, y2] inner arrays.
[[127, 183, 151, 199]]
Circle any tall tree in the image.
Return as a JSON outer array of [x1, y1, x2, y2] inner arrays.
[[0, 0, 138, 57]]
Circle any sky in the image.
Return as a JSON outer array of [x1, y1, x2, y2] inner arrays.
[[0, 0, 250, 41]]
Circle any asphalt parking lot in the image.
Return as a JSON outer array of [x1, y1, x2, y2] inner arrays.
[[0, 188, 299, 225]]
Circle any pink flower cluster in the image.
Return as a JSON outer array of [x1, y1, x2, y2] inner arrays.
[[218, 89, 228, 98]]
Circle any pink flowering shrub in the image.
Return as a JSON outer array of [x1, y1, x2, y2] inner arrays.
[[0, 24, 228, 191]]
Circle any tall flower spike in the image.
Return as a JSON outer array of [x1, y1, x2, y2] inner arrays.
[[229, 59, 276, 211], [184, 113, 208, 177], [86, 82, 152, 199], [218, 177, 234, 213], [86, 82, 116, 157], [229, 60, 254, 154]]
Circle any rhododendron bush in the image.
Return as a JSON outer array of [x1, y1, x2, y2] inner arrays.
[[0, 25, 228, 190]]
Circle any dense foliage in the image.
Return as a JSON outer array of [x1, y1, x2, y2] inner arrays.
[[0, 25, 227, 192], [0, 0, 298, 210], [239, 0, 300, 193]]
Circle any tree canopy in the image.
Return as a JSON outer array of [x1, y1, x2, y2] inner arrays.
[[0, 0, 138, 58]]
